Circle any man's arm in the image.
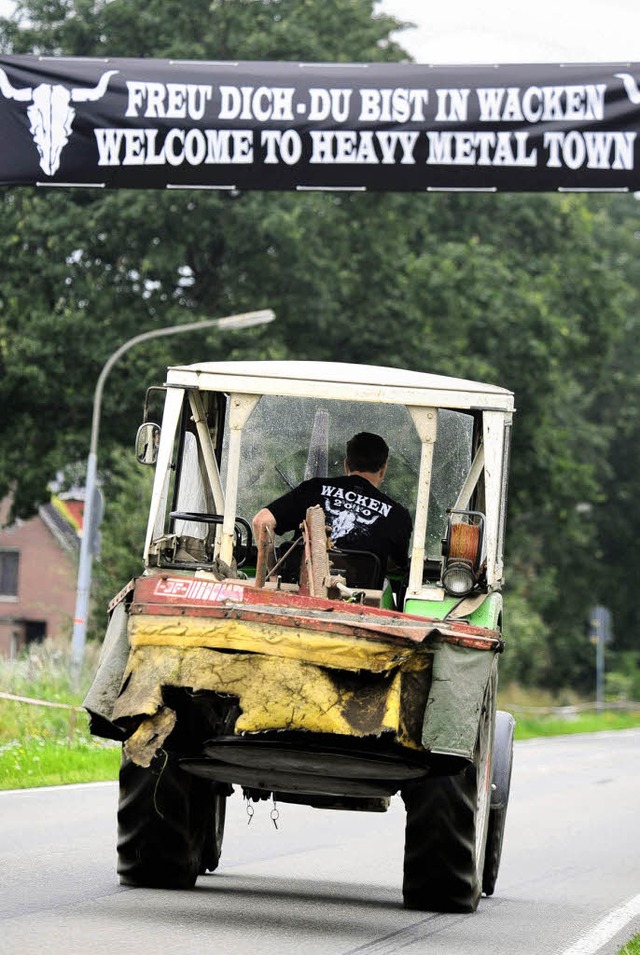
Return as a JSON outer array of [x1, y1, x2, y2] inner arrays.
[[252, 507, 278, 579], [388, 507, 413, 572]]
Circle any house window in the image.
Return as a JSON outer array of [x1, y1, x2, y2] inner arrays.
[[0, 550, 19, 597]]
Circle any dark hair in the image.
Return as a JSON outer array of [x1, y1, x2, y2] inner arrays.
[[345, 432, 389, 473]]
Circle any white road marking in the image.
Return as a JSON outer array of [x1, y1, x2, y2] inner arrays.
[[558, 894, 640, 955], [0, 780, 116, 796]]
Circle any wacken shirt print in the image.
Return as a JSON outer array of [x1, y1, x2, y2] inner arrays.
[[266, 474, 413, 573]]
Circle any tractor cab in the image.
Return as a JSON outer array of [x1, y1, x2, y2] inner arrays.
[[136, 360, 513, 615]]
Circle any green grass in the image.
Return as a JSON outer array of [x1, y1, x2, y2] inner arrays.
[[619, 938, 640, 955], [499, 682, 640, 739], [0, 734, 120, 788], [512, 709, 640, 740], [0, 644, 121, 790]]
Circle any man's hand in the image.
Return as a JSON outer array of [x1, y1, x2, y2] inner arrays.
[[252, 507, 277, 540]]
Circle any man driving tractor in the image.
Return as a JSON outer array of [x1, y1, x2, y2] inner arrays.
[[252, 431, 413, 582]]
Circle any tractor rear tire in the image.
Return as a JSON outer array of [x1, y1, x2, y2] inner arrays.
[[402, 677, 496, 913], [482, 710, 515, 896], [117, 751, 211, 889]]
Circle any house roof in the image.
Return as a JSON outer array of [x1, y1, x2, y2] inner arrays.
[[38, 497, 83, 554]]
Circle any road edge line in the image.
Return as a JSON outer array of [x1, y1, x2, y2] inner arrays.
[[558, 894, 640, 955]]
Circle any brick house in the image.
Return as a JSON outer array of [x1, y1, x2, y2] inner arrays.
[[0, 495, 82, 658]]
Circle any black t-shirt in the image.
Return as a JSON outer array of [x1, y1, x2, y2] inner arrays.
[[267, 475, 412, 572]]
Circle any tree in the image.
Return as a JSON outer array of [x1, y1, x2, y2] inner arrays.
[[0, 0, 409, 516], [2, 0, 640, 691]]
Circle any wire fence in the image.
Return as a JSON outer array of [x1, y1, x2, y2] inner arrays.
[[504, 700, 640, 716], [0, 690, 84, 739], [2, 687, 640, 759]]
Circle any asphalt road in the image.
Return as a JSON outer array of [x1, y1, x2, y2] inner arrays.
[[1, 730, 639, 955]]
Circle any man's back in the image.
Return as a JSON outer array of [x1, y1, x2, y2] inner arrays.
[[267, 473, 412, 574]]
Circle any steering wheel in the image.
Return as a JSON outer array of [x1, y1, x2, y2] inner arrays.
[[169, 512, 253, 567]]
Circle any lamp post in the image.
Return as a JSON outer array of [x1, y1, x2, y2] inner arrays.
[[588, 604, 612, 711], [70, 308, 275, 680]]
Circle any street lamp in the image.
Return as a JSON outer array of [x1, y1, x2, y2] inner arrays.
[[70, 308, 275, 679]]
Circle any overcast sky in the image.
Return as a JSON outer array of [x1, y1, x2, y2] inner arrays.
[[377, 0, 640, 64], [0, 0, 638, 64]]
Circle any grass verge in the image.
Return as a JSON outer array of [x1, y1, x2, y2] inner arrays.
[[512, 709, 640, 739], [0, 644, 121, 790], [619, 938, 640, 955], [0, 734, 120, 789]]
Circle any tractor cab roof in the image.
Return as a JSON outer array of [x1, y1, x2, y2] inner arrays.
[[165, 360, 514, 413]]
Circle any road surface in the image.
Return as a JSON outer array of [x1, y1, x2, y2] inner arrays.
[[1, 730, 639, 955]]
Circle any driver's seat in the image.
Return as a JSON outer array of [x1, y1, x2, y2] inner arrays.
[[328, 548, 383, 591]]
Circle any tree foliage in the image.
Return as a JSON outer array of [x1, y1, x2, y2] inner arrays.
[[1, 0, 639, 688]]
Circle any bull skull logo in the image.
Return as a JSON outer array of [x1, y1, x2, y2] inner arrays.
[[0, 67, 118, 176]]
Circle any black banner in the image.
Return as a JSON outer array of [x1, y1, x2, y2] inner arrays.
[[0, 55, 639, 191]]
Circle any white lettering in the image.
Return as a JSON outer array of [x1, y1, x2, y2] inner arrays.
[[309, 130, 418, 164], [308, 88, 330, 121], [426, 131, 537, 166], [353, 131, 378, 163], [260, 129, 302, 164], [205, 129, 232, 163], [125, 81, 146, 118], [435, 88, 470, 122], [407, 89, 430, 121], [122, 129, 146, 165], [522, 86, 543, 122], [544, 130, 636, 170], [184, 128, 206, 165], [358, 87, 429, 122], [475, 87, 504, 122], [334, 130, 358, 163], [94, 128, 254, 166], [167, 83, 186, 118], [125, 80, 213, 119], [477, 84, 606, 122], [141, 129, 165, 165], [165, 129, 185, 166], [501, 87, 524, 122], [218, 84, 294, 121], [307, 88, 352, 122], [95, 128, 124, 165]]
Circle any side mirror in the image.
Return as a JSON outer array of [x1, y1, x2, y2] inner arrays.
[[135, 422, 161, 465]]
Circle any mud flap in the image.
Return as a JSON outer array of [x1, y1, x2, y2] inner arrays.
[[83, 601, 131, 739], [421, 642, 498, 760]]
